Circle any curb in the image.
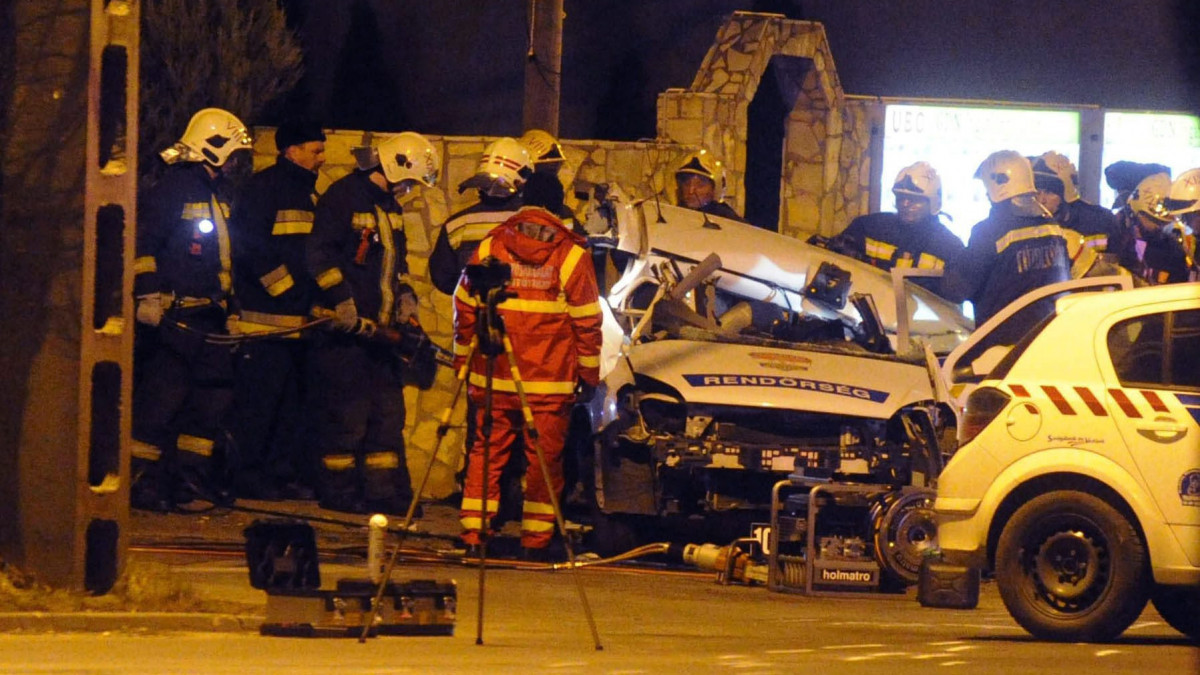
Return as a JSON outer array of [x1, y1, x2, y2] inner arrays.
[[0, 611, 262, 633]]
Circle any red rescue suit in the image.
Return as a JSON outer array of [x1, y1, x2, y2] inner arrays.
[[454, 207, 602, 549]]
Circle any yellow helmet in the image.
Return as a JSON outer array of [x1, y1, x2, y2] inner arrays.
[[675, 149, 726, 199], [1127, 172, 1173, 223], [519, 129, 565, 166]]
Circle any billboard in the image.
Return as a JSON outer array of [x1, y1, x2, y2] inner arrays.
[[881, 103, 1081, 244]]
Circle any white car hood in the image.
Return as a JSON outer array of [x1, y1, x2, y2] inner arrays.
[[628, 337, 936, 419]]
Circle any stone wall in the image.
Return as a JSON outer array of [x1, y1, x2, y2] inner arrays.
[[253, 131, 701, 498]]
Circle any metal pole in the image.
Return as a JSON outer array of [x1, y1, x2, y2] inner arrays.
[[522, 0, 563, 135]]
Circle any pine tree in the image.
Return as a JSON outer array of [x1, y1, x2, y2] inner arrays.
[[140, 0, 303, 182]]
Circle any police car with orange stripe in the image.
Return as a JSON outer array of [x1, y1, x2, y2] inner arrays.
[[926, 280, 1200, 642]]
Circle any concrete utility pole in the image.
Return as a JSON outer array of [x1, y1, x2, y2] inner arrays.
[[522, 0, 563, 135], [0, 0, 137, 592]]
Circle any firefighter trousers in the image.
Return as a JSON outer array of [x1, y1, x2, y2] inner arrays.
[[225, 338, 311, 497], [309, 334, 413, 513]]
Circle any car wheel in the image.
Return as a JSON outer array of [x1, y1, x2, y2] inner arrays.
[[1151, 585, 1200, 642], [995, 490, 1149, 642]]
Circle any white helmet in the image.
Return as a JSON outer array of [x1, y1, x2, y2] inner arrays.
[[892, 161, 941, 216], [675, 149, 726, 200], [1165, 168, 1200, 216], [377, 132, 439, 188], [975, 150, 1038, 204], [161, 108, 252, 166], [519, 129, 565, 167], [1127, 172, 1173, 223], [1032, 151, 1081, 203], [458, 137, 533, 197]]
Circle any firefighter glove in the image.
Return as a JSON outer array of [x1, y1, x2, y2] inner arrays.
[[135, 293, 166, 327], [333, 298, 360, 332]]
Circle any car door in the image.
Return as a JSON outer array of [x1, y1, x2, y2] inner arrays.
[[942, 276, 1134, 411], [1101, 304, 1200, 534]]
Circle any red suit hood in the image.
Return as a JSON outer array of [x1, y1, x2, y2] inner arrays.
[[491, 207, 586, 265]]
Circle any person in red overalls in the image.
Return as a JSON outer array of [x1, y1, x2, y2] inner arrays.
[[453, 173, 603, 561]]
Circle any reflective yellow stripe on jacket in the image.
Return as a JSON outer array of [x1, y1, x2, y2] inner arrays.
[[995, 224, 1069, 255]]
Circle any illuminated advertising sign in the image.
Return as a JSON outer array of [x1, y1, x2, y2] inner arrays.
[[1100, 112, 1200, 210], [881, 104, 1080, 244]]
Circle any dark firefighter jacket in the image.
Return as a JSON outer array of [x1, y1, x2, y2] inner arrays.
[[428, 193, 524, 295], [1061, 199, 1120, 254], [831, 212, 965, 274], [942, 206, 1071, 333], [307, 169, 408, 325], [135, 162, 235, 302], [229, 156, 319, 330]]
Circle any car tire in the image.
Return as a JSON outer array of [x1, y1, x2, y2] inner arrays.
[[1151, 585, 1200, 642], [995, 490, 1149, 642]]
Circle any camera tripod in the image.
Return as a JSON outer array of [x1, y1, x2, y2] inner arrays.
[[358, 284, 602, 650]]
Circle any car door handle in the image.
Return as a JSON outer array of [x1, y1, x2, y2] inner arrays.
[[1136, 418, 1188, 443]]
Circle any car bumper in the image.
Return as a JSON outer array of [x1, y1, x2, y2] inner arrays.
[[933, 510, 989, 571]]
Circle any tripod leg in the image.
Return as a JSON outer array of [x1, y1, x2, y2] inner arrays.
[[475, 351, 496, 645], [358, 337, 477, 643], [500, 335, 604, 651]]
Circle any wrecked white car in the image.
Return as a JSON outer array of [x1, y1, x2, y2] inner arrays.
[[579, 192, 973, 557]]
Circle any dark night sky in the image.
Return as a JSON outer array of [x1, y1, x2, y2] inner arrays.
[[277, 0, 1200, 139]]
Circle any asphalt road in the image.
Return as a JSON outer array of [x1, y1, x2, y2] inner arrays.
[[1, 556, 1194, 675]]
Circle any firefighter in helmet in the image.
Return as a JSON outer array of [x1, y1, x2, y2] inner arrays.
[[428, 137, 533, 296], [823, 161, 964, 297], [942, 150, 1072, 341], [453, 172, 604, 561], [1031, 151, 1120, 267], [674, 149, 745, 221], [224, 119, 327, 500], [306, 131, 440, 515], [1117, 172, 1190, 285], [132, 107, 254, 510]]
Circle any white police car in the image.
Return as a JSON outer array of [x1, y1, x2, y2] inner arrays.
[[930, 281, 1200, 642]]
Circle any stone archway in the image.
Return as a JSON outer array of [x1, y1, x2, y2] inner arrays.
[[656, 11, 872, 238]]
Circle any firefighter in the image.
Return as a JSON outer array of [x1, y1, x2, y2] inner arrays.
[[1116, 172, 1190, 285], [1031, 151, 1120, 258], [1165, 168, 1200, 281], [132, 107, 253, 511], [520, 128, 566, 177], [823, 161, 964, 296], [942, 150, 1072, 342], [674, 148, 746, 221], [224, 120, 326, 500], [454, 172, 603, 561], [428, 137, 532, 296], [306, 131, 440, 515], [519, 128, 583, 231]]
